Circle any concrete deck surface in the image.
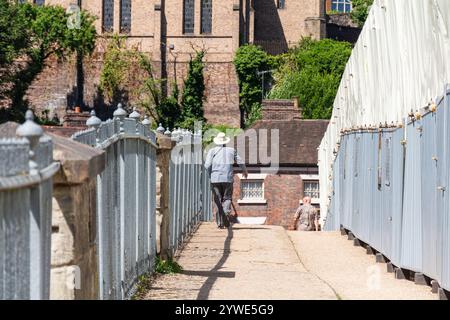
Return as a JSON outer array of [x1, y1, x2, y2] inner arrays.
[[144, 222, 436, 300]]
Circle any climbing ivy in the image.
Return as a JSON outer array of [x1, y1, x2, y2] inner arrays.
[[233, 44, 275, 128], [351, 0, 374, 28], [99, 38, 208, 131], [177, 51, 206, 130]]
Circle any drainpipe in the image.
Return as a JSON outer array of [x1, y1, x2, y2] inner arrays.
[[76, 0, 84, 111]]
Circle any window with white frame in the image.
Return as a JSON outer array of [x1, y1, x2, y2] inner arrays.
[[304, 181, 320, 199], [240, 180, 264, 200], [331, 0, 352, 13]]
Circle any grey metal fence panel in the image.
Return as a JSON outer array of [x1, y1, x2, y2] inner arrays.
[[438, 91, 450, 290], [328, 86, 450, 291], [201, 162, 213, 222], [0, 112, 60, 300], [72, 108, 157, 300], [420, 112, 439, 280], [371, 131, 383, 252], [389, 127, 404, 266], [168, 130, 212, 255], [401, 119, 423, 272], [380, 130, 394, 259]]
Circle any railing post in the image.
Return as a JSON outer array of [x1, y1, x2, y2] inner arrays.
[[156, 129, 174, 260], [16, 110, 43, 175], [86, 110, 101, 146], [113, 103, 127, 299], [16, 110, 45, 300]]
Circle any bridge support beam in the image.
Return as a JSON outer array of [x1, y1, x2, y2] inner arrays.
[[431, 280, 440, 294], [386, 262, 395, 273], [395, 268, 410, 280], [376, 253, 388, 263], [414, 273, 429, 286], [438, 288, 450, 300]]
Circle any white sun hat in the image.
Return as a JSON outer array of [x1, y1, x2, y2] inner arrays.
[[213, 132, 231, 145]]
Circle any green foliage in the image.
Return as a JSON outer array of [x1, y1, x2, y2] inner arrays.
[[269, 38, 352, 119], [98, 36, 140, 103], [0, 1, 96, 122], [130, 273, 152, 300], [155, 257, 183, 274], [233, 44, 274, 128], [351, 0, 374, 27], [327, 9, 342, 15], [99, 40, 208, 131], [178, 51, 206, 130], [0, 0, 30, 67], [181, 51, 205, 119]]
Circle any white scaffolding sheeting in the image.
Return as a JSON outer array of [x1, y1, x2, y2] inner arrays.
[[319, 0, 450, 223]]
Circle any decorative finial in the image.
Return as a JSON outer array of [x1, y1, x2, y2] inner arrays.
[[142, 116, 151, 126], [113, 103, 127, 119], [16, 109, 43, 139], [129, 106, 141, 119], [156, 123, 165, 134], [86, 110, 101, 129], [16, 109, 43, 174]]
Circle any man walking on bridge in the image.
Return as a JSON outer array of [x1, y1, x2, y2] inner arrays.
[[205, 132, 248, 229]]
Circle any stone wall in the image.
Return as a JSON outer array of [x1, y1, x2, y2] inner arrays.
[[155, 133, 174, 259], [48, 130, 105, 300]]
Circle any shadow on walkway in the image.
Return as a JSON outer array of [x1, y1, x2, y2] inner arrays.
[[196, 227, 234, 300]]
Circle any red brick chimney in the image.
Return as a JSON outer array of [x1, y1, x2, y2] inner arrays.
[[261, 98, 302, 121]]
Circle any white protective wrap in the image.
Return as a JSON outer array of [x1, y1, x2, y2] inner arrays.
[[319, 0, 450, 223]]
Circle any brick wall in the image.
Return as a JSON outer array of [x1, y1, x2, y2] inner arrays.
[[261, 99, 301, 121], [231, 173, 304, 228], [16, 0, 323, 128], [253, 0, 326, 53]]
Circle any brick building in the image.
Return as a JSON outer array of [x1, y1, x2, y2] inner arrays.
[[325, 0, 361, 44], [18, 0, 326, 127], [230, 100, 328, 228]]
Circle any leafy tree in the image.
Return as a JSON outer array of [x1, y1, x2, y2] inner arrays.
[[351, 0, 374, 28], [0, 0, 30, 68], [233, 44, 274, 128], [0, 1, 96, 122], [178, 51, 206, 130], [269, 38, 352, 119]]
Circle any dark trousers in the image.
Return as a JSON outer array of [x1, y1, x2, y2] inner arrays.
[[212, 182, 233, 227]]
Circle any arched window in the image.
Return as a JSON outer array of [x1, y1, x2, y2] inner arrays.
[[102, 0, 114, 33], [201, 0, 212, 34], [331, 0, 352, 13], [183, 0, 195, 34]]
